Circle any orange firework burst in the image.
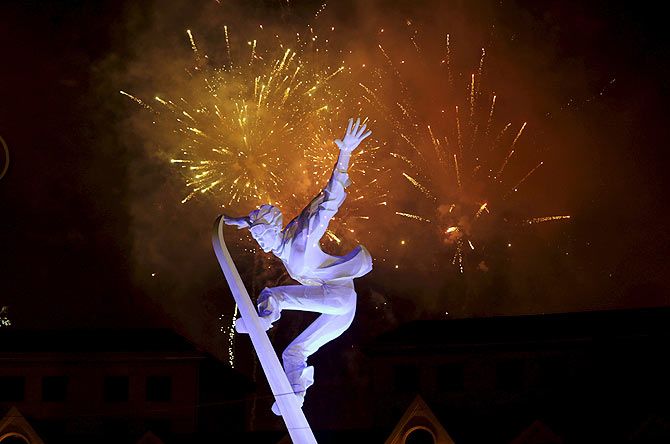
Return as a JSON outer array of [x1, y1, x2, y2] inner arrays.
[[362, 30, 570, 273], [120, 22, 388, 248]]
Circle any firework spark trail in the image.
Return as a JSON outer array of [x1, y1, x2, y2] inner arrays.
[[325, 230, 342, 244], [475, 202, 489, 218], [228, 304, 238, 367], [524, 215, 571, 225], [476, 48, 485, 94], [455, 105, 464, 161], [484, 94, 497, 138], [507, 161, 543, 196], [119, 90, 153, 111], [186, 29, 200, 61], [0, 306, 10, 328], [452, 239, 464, 274], [469, 74, 476, 121], [390, 152, 417, 169], [402, 172, 435, 200], [395, 211, 431, 223], [223, 25, 232, 67], [444, 34, 453, 87], [427, 125, 448, 168], [453, 154, 462, 190], [219, 307, 238, 368], [495, 122, 527, 179]]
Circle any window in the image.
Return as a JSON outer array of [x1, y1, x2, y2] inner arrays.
[[42, 375, 68, 402], [146, 376, 172, 402], [104, 376, 129, 402], [438, 363, 464, 392], [0, 435, 30, 444], [405, 428, 435, 444], [496, 360, 524, 392], [0, 376, 25, 402], [394, 364, 419, 392]]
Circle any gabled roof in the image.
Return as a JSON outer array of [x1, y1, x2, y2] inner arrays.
[[510, 420, 562, 444], [0, 407, 45, 444], [136, 431, 165, 444], [385, 395, 455, 444], [629, 414, 670, 442]]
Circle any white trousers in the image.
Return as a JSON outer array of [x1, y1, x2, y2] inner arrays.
[[259, 281, 357, 398]]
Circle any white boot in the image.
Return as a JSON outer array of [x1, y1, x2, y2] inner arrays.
[[271, 365, 313, 416], [234, 289, 280, 334]]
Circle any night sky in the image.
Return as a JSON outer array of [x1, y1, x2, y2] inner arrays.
[[1, 0, 669, 361]]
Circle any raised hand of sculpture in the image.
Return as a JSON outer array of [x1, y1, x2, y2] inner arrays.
[[224, 118, 373, 415]]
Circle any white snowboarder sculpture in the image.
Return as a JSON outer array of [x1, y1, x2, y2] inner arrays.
[[224, 118, 373, 415]]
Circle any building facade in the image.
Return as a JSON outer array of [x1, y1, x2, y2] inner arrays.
[[0, 329, 251, 443], [365, 308, 670, 443]]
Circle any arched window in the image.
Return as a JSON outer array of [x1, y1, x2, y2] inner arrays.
[[0, 433, 30, 444], [404, 427, 435, 444]]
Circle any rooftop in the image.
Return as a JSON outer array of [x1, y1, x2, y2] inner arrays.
[[367, 306, 670, 354], [0, 328, 201, 354]]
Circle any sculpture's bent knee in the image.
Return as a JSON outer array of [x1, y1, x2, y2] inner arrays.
[[283, 346, 308, 368], [321, 283, 356, 315]]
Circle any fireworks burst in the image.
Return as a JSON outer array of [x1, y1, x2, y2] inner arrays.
[[363, 31, 570, 273], [121, 22, 387, 248], [121, 19, 393, 367], [120, 13, 398, 366], [121, 28, 340, 211]]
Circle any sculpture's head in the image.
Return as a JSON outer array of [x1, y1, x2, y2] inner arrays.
[[248, 204, 283, 253]]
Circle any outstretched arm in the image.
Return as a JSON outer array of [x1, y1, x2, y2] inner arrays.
[[321, 117, 372, 213], [298, 118, 372, 243], [333, 117, 372, 177], [222, 215, 251, 229]]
